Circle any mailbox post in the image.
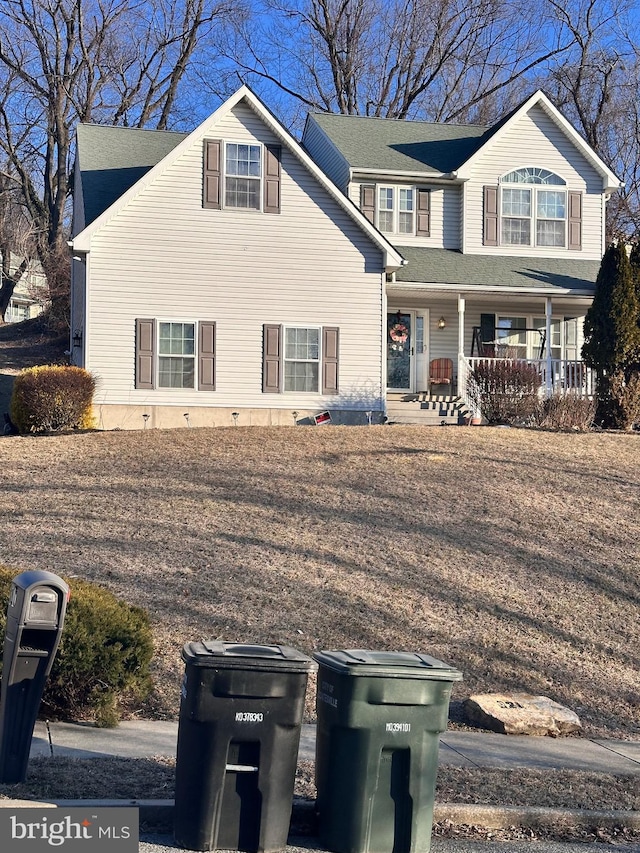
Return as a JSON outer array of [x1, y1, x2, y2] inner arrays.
[[0, 570, 69, 783]]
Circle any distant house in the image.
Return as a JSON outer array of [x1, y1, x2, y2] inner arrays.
[[71, 87, 621, 430], [2, 256, 47, 323]]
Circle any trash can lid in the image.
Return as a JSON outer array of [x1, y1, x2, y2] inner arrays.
[[182, 641, 317, 672], [313, 649, 462, 681]]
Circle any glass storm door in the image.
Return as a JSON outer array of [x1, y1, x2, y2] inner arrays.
[[387, 311, 414, 391]]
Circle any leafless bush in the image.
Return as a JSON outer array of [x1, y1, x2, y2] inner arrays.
[[537, 392, 596, 431], [470, 359, 542, 424]]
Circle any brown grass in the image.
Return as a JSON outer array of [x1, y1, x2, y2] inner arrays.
[[0, 425, 639, 740]]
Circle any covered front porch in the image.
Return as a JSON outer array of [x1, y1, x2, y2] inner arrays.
[[385, 290, 596, 419]]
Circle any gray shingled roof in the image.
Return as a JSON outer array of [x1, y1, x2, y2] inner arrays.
[[395, 247, 600, 292], [76, 124, 187, 227], [308, 113, 491, 174]]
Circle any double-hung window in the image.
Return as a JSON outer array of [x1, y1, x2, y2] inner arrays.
[[284, 327, 320, 392], [158, 322, 195, 388], [377, 186, 415, 234], [225, 143, 261, 210], [500, 168, 567, 248]]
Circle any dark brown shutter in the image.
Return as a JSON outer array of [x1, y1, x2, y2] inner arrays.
[[480, 313, 496, 355], [568, 191, 582, 250], [263, 324, 282, 393], [483, 186, 499, 246], [360, 185, 375, 223], [322, 326, 339, 394], [264, 145, 281, 214], [203, 140, 221, 209], [135, 318, 155, 390], [198, 321, 216, 391], [416, 188, 431, 236]]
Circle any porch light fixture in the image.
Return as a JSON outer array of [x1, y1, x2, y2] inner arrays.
[[72, 330, 83, 347], [438, 316, 446, 329]]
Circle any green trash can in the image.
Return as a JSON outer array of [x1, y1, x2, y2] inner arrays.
[[174, 642, 316, 853], [313, 649, 463, 853]]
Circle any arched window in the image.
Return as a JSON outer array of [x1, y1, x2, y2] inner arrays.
[[501, 168, 566, 186], [500, 168, 567, 247]]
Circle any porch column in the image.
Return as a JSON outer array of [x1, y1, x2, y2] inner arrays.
[[458, 295, 465, 357], [545, 297, 553, 397]]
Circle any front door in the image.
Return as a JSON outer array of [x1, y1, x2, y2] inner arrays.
[[387, 311, 414, 392]]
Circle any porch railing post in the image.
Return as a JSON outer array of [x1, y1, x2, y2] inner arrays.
[[545, 297, 553, 398]]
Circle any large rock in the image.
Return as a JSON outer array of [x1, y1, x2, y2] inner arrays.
[[463, 693, 582, 736]]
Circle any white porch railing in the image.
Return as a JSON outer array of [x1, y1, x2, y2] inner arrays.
[[458, 356, 596, 417]]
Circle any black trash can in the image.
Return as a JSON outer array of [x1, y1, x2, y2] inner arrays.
[[173, 641, 316, 853], [314, 649, 463, 853]]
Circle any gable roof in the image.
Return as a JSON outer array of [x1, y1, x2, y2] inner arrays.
[[305, 92, 622, 191], [72, 86, 404, 270], [305, 113, 489, 175]]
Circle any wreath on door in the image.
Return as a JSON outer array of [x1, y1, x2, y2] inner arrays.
[[389, 322, 409, 346]]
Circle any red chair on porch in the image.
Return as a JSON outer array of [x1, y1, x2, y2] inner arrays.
[[429, 358, 454, 395]]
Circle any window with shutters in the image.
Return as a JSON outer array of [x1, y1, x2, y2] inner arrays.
[[135, 319, 216, 391], [499, 169, 571, 248], [203, 139, 281, 213], [376, 186, 416, 234]]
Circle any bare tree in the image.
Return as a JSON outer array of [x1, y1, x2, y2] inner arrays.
[[220, 0, 580, 122], [541, 0, 640, 240], [0, 0, 238, 323]]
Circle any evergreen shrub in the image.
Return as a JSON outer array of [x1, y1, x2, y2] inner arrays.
[[470, 359, 542, 424], [10, 366, 96, 433], [0, 568, 153, 727]]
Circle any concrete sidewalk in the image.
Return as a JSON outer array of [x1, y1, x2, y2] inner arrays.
[[31, 720, 640, 775], [16, 720, 640, 848]]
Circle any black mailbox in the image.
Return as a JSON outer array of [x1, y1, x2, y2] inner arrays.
[[0, 570, 69, 782]]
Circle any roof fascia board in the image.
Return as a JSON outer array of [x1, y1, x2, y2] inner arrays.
[[353, 168, 456, 183], [388, 281, 595, 297], [73, 86, 404, 270], [456, 91, 622, 192]]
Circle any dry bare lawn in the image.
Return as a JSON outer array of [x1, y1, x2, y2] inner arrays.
[[0, 424, 638, 740]]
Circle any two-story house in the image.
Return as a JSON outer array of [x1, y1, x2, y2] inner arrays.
[[302, 91, 622, 421], [70, 87, 620, 430]]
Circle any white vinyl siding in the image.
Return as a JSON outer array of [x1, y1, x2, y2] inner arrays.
[[301, 116, 352, 194], [84, 103, 385, 411], [464, 104, 605, 259], [350, 182, 461, 250]]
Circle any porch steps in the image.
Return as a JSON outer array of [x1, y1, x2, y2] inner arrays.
[[386, 394, 470, 426]]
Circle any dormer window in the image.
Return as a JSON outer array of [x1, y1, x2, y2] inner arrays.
[[360, 184, 431, 237], [500, 168, 567, 248]]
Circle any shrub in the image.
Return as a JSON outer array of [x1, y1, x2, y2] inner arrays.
[[470, 359, 542, 424], [537, 392, 596, 431], [0, 568, 154, 727], [10, 365, 96, 433]]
